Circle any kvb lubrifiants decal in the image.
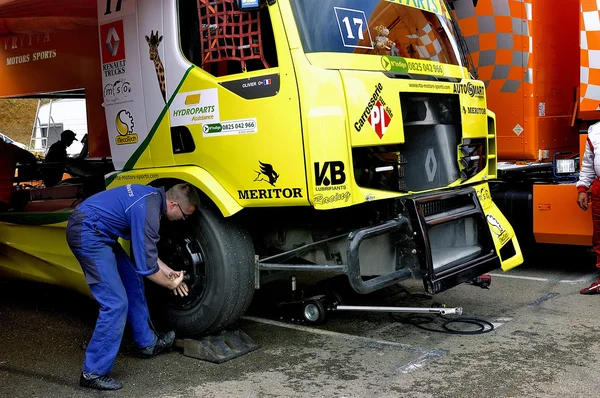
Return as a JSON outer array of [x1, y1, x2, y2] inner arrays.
[[313, 161, 351, 204], [354, 83, 394, 139], [238, 161, 303, 200]]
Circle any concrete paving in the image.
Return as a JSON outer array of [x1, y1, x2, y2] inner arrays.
[[1, 244, 600, 397]]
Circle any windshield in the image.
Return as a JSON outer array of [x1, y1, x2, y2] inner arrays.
[[290, 0, 461, 66]]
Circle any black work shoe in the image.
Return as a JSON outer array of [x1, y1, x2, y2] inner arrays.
[[79, 372, 122, 390], [140, 331, 176, 357]]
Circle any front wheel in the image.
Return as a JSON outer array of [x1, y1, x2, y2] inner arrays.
[[150, 204, 255, 337]]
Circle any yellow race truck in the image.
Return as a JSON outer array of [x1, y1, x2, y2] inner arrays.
[[0, 0, 522, 336]]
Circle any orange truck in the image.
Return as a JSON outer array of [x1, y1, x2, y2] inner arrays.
[[454, 0, 597, 248]]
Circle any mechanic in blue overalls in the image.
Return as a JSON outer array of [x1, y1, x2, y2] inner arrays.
[[66, 183, 200, 390]]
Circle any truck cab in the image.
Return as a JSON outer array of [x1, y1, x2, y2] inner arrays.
[[0, 0, 522, 336]]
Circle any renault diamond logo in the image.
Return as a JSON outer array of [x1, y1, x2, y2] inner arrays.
[[106, 27, 121, 57], [425, 148, 437, 182]]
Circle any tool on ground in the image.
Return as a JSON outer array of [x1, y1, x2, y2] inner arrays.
[[277, 276, 463, 325], [471, 274, 491, 289]]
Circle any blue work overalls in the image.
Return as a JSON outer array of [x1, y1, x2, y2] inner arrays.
[[66, 184, 166, 375]]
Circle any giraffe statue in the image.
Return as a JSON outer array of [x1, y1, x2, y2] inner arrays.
[[145, 30, 166, 103]]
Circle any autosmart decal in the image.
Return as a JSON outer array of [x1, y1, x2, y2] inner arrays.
[[354, 83, 394, 139], [115, 109, 138, 145], [453, 82, 484, 98], [486, 214, 510, 246], [170, 89, 220, 126], [462, 106, 486, 115], [238, 161, 304, 200]]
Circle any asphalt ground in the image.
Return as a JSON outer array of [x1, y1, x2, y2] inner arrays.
[[1, 244, 600, 398]]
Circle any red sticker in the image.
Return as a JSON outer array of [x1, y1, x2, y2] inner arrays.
[[100, 20, 126, 64]]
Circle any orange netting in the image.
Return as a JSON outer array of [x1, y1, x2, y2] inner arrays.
[[197, 0, 269, 71]]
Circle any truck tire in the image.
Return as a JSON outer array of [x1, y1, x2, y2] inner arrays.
[[150, 204, 255, 337]]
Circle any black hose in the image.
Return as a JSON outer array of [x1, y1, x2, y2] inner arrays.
[[392, 314, 494, 335]]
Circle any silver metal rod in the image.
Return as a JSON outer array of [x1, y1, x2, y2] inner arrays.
[[334, 305, 463, 316], [258, 263, 346, 272], [259, 233, 348, 263]]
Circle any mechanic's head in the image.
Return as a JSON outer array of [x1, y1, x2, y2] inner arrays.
[[165, 183, 200, 221], [60, 130, 78, 147]]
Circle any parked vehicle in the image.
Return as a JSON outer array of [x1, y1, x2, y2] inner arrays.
[[0, 0, 522, 336], [0, 132, 28, 150], [454, 0, 596, 249]]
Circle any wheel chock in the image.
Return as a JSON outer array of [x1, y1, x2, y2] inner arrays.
[[174, 329, 259, 364]]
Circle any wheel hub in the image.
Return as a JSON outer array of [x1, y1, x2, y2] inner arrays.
[[159, 235, 207, 310]]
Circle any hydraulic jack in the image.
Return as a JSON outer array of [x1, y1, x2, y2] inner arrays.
[[276, 276, 463, 325]]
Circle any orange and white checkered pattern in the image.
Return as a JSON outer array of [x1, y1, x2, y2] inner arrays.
[[454, 0, 533, 94], [407, 24, 445, 61], [580, 0, 600, 111]]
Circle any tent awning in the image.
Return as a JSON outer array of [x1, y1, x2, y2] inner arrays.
[[0, 0, 96, 36]]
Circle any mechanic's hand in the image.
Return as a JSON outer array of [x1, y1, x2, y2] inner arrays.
[[173, 282, 189, 297], [169, 271, 186, 292], [577, 192, 589, 211]]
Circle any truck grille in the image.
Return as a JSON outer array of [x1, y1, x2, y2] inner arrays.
[[420, 194, 476, 218]]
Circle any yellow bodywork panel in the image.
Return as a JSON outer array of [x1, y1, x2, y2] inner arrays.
[[107, 166, 243, 217], [475, 182, 523, 271], [0, 219, 89, 296]]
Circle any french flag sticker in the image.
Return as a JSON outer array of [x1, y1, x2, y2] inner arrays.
[[263, 79, 272, 85]]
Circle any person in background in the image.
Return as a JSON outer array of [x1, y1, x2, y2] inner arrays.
[[577, 121, 600, 294], [0, 138, 36, 211], [43, 129, 78, 187]]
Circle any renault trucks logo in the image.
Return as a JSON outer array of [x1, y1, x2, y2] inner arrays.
[[101, 20, 125, 62], [100, 20, 127, 78], [425, 148, 437, 182], [115, 109, 138, 145]]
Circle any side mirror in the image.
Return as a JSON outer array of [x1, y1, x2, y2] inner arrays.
[[234, 0, 262, 11]]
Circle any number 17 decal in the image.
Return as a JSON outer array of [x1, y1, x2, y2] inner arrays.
[[334, 7, 374, 49]]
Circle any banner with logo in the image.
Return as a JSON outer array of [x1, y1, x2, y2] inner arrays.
[[97, 0, 149, 170]]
